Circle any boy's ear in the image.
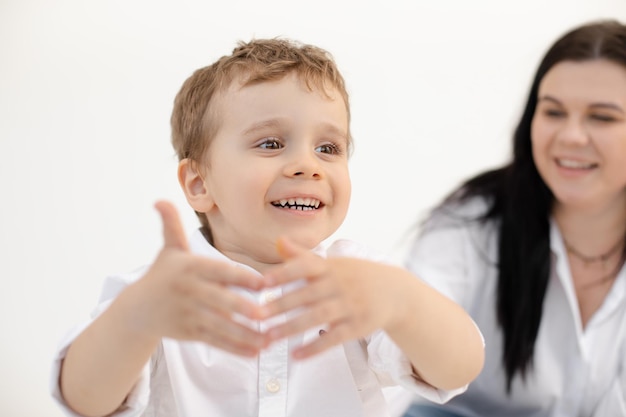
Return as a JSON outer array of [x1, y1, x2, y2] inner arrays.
[[178, 159, 214, 213]]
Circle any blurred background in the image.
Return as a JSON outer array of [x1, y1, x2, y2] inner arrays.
[[1, 0, 624, 415]]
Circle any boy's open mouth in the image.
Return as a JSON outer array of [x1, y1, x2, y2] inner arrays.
[[271, 197, 323, 211]]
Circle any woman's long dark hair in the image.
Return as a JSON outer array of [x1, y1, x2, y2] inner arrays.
[[443, 20, 626, 392]]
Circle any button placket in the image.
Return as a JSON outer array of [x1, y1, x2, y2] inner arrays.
[[257, 286, 288, 417]]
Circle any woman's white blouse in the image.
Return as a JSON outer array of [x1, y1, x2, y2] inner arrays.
[[50, 231, 464, 417], [406, 198, 626, 417]]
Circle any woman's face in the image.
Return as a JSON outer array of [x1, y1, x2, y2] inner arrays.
[[531, 59, 626, 213]]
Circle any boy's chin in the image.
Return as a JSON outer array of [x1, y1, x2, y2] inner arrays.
[[280, 234, 327, 251]]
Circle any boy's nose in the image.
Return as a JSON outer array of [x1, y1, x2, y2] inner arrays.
[[285, 152, 322, 179]]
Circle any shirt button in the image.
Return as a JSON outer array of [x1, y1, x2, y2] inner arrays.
[[263, 291, 278, 303], [265, 378, 281, 393]]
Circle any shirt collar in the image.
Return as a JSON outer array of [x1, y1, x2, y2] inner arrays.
[[187, 229, 261, 276], [187, 229, 329, 274]]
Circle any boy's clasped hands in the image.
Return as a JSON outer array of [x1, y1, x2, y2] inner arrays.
[[128, 200, 402, 360]]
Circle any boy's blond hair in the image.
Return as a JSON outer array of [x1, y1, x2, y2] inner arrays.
[[170, 38, 351, 235]]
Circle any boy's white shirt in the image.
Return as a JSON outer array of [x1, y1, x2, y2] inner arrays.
[[50, 230, 466, 417]]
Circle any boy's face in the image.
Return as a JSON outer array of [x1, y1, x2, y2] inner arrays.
[[191, 73, 351, 269]]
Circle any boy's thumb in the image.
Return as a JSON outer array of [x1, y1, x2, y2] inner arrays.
[[275, 236, 306, 260], [154, 200, 189, 251]]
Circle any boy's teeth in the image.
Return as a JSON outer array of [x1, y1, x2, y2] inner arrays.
[[274, 198, 321, 209]]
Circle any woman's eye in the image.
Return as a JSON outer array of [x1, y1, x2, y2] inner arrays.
[[258, 138, 282, 149], [590, 113, 617, 123], [544, 109, 565, 118], [315, 143, 341, 155]]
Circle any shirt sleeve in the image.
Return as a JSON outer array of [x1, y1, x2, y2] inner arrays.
[[50, 272, 152, 417], [404, 203, 497, 312]]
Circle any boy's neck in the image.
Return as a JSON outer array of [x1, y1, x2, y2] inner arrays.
[[208, 238, 290, 275]]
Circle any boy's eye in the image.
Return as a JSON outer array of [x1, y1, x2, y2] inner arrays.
[[315, 143, 342, 155], [258, 138, 283, 150]]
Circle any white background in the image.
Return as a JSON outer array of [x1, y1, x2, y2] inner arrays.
[[1, 0, 624, 415]]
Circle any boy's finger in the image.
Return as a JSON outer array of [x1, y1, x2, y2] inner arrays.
[[275, 236, 306, 259], [263, 253, 325, 286], [291, 323, 348, 360], [264, 298, 343, 339], [195, 309, 269, 351], [260, 281, 333, 318], [195, 259, 266, 291], [265, 239, 326, 286], [154, 200, 189, 251]]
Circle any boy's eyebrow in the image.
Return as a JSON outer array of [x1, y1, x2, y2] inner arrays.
[[319, 123, 349, 143], [538, 94, 624, 114], [242, 118, 349, 141], [242, 119, 283, 136]]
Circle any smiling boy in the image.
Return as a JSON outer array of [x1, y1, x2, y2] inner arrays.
[[181, 71, 351, 269], [51, 39, 484, 417]]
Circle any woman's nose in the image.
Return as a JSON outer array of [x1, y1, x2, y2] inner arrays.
[[556, 117, 590, 146]]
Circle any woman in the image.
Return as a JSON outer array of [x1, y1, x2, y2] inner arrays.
[[403, 19, 626, 417]]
